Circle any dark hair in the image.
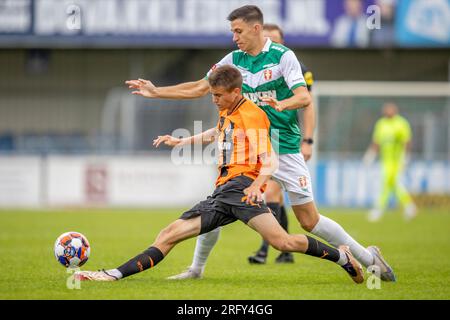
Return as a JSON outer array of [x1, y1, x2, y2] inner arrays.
[[208, 65, 243, 92], [263, 23, 284, 41], [227, 5, 264, 24]]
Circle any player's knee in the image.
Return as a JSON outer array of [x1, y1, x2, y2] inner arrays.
[[270, 240, 285, 252], [296, 209, 319, 232], [264, 180, 282, 203], [155, 228, 171, 245], [157, 224, 179, 245], [268, 235, 290, 252], [265, 190, 281, 203], [293, 204, 319, 232], [300, 220, 316, 232]]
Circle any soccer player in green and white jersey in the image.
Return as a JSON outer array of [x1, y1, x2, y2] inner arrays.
[[364, 102, 417, 222], [126, 5, 396, 282]]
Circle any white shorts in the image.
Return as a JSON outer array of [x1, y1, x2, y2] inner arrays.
[[271, 153, 314, 206]]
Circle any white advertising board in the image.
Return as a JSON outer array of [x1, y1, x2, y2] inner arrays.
[[45, 155, 216, 207], [0, 156, 41, 207]]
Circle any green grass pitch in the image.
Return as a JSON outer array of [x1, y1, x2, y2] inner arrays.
[[0, 208, 449, 299]]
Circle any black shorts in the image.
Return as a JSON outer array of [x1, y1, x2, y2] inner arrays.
[[180, 175, 272, 234]]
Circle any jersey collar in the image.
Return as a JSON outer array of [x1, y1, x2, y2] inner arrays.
[[227, 96, 246, 115], [244, 38, 272, 56], [262, 38, 272, 52]]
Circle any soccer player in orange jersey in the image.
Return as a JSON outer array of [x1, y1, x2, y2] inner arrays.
[[75, 65, 363, 284], [125, 5, 395, 283]]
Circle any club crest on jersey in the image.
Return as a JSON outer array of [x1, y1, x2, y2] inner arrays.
[[299, 175, 308, 191], [263, 69, 272, 81]]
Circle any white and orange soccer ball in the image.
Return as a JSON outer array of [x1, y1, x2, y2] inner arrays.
[[54, 232, 90, 268]]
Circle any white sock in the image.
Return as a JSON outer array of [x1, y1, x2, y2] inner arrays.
[[105, 269, 123, 279], [190, 227, 221, 273], [311, 215, 374, 267]]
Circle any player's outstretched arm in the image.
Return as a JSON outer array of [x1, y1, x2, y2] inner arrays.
[[363, 143, 379, 166], [153, 135, 183, 148], [153, 127, 218, 148], [301, 95, 316, 161], [261, 86, 311, 112], [402, 140, 412, 166], [125, 78, 210, 99]]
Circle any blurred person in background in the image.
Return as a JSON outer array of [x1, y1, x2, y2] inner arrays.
[[247, 23, 315, 265], [331, 0, 370, 48], [363, 102, 418, 222]]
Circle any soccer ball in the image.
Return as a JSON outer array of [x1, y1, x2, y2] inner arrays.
[[54, 231, 90, 268]]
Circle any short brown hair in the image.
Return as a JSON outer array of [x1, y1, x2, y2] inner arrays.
[[208, 65, 243, 92], [263, 23, 284, 41], [227, 5, 264, 24]]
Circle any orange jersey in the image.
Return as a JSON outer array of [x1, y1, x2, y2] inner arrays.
[[215, 97, 272, 186]]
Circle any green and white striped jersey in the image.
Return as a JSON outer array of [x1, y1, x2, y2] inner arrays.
[[206, 39, 306, 154]]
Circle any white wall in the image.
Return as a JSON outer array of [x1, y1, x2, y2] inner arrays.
[[1, 156, 449, 208], [0, 156, 42, 207], [314, 160, 450, 207], [0, 155, 216, 208], [46, 155, 217, 207]]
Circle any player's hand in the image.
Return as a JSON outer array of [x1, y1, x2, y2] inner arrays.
[[301, 143, 312, 161], [125, 78, 158, 98], [243, 185, 263, 204], [362, 148, 376, 166], [404, 152, 411, 167], [261, 96, 285, 112], [153, 135, 182, 148]]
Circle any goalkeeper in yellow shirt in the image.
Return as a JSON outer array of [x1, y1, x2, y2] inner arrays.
[[364, 102, 417, 222]]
